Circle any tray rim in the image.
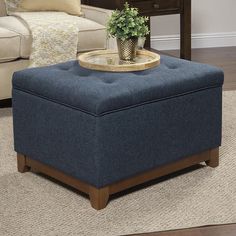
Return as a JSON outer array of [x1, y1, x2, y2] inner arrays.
[[78, 49, 160, 72]]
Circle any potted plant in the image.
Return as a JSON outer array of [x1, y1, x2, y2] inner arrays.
[[107, 2, 149, 61]]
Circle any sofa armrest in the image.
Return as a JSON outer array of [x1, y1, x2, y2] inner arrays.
[[81, 4, 112, 27], [81, 4, 116, 49]]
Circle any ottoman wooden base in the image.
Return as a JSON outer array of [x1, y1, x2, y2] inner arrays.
[[17, 148, 219, 210]]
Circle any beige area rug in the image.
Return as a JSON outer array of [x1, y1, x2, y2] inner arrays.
[[0, 91, 236, 236]]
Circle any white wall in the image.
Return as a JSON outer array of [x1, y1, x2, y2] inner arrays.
[[151, 0, 236, 50]]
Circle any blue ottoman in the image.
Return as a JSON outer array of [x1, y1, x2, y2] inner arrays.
[[12, 55, 224, 210]]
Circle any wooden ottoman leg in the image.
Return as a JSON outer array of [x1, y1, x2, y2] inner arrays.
[[17, 153, 30, 173], [89, 186, 110, 210], [205, 148, 219, 168]]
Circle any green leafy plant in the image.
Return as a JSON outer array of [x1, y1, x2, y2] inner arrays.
[[107, 2, 149, 40]]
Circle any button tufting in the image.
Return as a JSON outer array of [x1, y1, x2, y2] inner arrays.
[[59, 67, 69, 71], [103, 80, 114, 84], [167, 65, 179, 70]]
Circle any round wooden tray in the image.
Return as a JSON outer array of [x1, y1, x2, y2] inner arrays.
[[78, 50, 160, 72]]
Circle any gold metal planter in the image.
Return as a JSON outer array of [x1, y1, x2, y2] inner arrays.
[[117, 38, 138, 61]]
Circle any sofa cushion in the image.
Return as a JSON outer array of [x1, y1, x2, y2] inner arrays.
[[0, 27, 21, 62], [0, 16, 32, 58], [0, 16, 106, 61]]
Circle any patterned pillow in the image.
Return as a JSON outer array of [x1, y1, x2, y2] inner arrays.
[[4, 0, 22, 14], [4, 0, 82, 16]]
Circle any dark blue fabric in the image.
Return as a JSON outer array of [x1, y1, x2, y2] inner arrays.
[[12, 56, 224, 188], [12, 55, 224, 116], [13, 86, 222, 188]]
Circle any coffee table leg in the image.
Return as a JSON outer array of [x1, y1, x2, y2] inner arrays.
[[205, 148, 219, 168], [17, 153, 30, 173], [89, 186, 110, 210]]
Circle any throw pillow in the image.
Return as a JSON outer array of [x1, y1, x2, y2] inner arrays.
[[20, 0, 82, 16], [5, 0, 82, 16], [4, 0, 21, 14]]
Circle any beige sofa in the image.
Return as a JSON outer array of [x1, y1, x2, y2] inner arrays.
[[0, 0, 113, 100]]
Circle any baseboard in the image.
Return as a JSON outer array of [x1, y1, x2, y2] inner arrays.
[[151, 32, 236, 50]]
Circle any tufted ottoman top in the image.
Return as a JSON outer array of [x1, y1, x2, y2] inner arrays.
[[13, 55, 224, 116]]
